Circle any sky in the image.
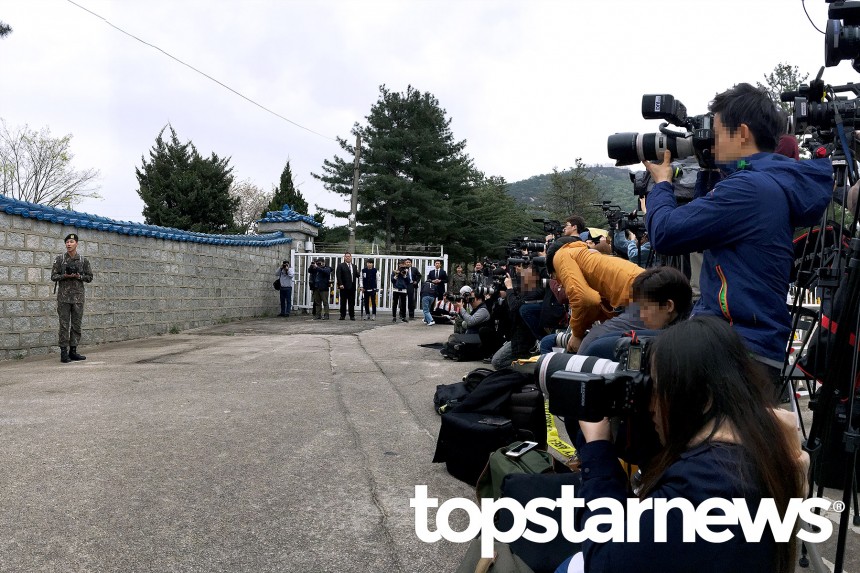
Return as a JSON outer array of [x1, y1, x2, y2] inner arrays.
[[0, 0, 856, 225]]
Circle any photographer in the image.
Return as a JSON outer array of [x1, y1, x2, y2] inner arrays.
[[471, 260, 492, 289], [391, 261, 410, 323], [454, 286, 491, 333], [546, 236, 643, 353], [613, 227, 652, 269], [275, 260, 294, 317], [644, 83, 832, 386], [577, 266, 692, 359], [310, 258, 332, 320], [563, 316, 807, 573]]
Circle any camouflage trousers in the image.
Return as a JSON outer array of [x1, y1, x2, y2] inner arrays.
[[58, 302, 84, 347]]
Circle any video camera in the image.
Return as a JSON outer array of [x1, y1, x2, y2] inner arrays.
[[823, 1, 860, 72], [533, 218, 564, 239], [592, 201, 647, 240], [607, 94, 715, 168]]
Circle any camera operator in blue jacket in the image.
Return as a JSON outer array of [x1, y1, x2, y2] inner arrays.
[[644, 83, 832, 388]]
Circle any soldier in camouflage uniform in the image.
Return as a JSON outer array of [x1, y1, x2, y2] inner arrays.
[[50, 233, 94, 363]]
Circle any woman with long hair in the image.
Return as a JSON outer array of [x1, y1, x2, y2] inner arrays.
[[560, 316, 807, 573]]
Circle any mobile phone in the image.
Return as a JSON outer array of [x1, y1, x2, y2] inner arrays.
[[505, 441, 539, 458], [477, 417, 510, 427]]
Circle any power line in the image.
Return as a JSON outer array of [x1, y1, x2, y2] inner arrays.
[[66, 0, 336, 141]]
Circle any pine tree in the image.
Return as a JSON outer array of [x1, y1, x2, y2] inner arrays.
[[136, 125, 238, 233], [265, 160, 309, 214], [313, 85, 477, 250]]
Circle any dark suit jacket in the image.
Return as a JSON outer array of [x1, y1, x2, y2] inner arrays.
[[405, 267, 421, 291], [336, 262, 359, 290], [428, 269, 448, 298]]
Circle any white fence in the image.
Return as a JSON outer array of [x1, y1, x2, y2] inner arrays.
[[290, 253, 449, 313]]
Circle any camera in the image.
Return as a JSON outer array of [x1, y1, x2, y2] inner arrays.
[[533, 218, 564, 239], [607, 94, 715, 168], [539, 336, 653, 423], [823, 1, 860, 72], [64, 262, 81, 276]]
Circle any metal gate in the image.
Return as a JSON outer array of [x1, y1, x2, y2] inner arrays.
[[290, 252, 449, 313]]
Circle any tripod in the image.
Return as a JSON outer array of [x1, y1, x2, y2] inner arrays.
[[790, 141, 860, 572]]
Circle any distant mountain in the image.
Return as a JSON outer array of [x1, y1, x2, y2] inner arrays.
[[506, 165, 640, 214]]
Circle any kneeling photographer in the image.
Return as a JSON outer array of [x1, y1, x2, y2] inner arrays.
[[553, 317, 807, 573], [441, 286, 497, 360]]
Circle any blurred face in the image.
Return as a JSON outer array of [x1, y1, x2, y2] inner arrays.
[[405, 259, 412, 267], [434, 261, 441, 269], [562, 222, 578, 237], [638, 299, 675, 330], [344, 254, 352, 263], [475, 263, 483, 272], [366, 262, 373, 268], [713, 112, 750, 163]]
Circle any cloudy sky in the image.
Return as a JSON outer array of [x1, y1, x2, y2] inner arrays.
[[0, 0, 854, 225]]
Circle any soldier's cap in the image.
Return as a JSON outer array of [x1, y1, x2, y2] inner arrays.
[[64, 233, 79, 242], [282, 260, 289, 265]]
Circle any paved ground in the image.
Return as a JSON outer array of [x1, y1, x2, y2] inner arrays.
[[0, 313, 857, 572]]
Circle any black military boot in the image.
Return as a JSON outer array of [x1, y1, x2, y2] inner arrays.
[[60, 347, 70, 363], [69, 346, 86, 361]]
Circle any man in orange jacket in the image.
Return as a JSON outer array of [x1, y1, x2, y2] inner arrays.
[[546, 236, 643, 352]]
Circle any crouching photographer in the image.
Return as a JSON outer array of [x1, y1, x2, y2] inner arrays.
[[441, 286, 498, 360], [551, 317, 808, 573]]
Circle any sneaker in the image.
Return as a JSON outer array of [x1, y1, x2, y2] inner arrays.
[[392, 317, 397, 323], [314, 316, 322, 320], [426, 320, 435, 326], [371, 316, 375, 321], [339, 316, 345, 321], [350, 317, 355, 321], [401, 317, 408, 323]]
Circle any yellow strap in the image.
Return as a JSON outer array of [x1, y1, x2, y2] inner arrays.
[[545, 400, 577, 460]]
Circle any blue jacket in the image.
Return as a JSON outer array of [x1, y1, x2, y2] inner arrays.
[[577, 440, 774, 573], [613, 230, 652, 268], [646, 153, 832, 362], [313, 265, 332, 291]]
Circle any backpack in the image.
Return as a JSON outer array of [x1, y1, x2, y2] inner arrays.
[[433, 367, 495, 414]]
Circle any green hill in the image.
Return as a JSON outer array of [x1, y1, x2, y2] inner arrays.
[[506, 165, 639, 215]]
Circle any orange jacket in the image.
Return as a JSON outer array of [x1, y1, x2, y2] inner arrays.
[[553, 242, 644, 337]]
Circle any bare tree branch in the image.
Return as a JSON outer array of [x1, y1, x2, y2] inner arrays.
[[229, 178, 271, 234], [0, 120, 101, 208]]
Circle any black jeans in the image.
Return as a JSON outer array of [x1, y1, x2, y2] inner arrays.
[[392, 292, 407, 318]]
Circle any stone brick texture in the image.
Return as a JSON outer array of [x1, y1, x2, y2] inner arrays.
[[0, 213, 291, 360]]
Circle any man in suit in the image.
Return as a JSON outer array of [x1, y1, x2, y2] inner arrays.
[[336, 253, 360, 320], [403, 258, 422, 319]]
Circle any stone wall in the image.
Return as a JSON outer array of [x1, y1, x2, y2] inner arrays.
[[0, 198, 315, 361]]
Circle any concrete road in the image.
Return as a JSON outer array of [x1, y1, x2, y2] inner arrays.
[[0, 315, 857, 572]]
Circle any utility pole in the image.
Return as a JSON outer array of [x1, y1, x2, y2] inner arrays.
[[348, 134, 361, 253]]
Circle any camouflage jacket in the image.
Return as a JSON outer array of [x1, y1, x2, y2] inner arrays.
[[51, 253, 94, 303]]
